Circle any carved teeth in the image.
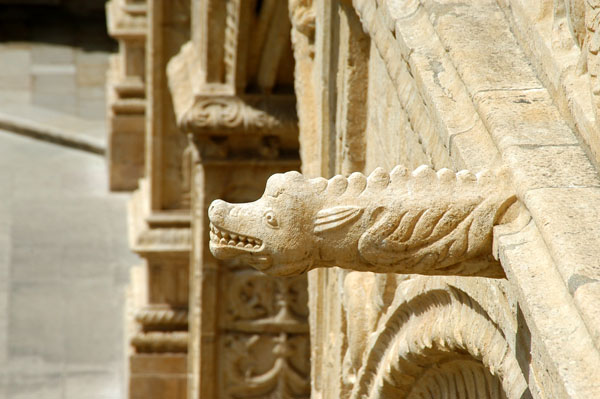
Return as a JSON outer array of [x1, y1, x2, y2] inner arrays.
[[210, 224, 261, 250]]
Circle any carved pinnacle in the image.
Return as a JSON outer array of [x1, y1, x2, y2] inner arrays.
[[208, 165, 516, 278]]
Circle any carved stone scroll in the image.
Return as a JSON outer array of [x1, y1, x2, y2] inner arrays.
[[208, 165, 516, 278], [179, 95, 298, 136]]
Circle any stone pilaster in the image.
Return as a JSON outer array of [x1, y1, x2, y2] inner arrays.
[[106, 0, 147, 191], [167, 1, 309, 398]]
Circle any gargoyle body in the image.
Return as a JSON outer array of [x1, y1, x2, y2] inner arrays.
[[208, 165, 515, 277]]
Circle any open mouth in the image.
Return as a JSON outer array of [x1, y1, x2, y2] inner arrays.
[[209, 222, 263, 251]]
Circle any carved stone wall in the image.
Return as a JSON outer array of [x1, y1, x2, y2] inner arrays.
[[167, 1, 309, 398], [106, 0, 147, 191], [108, 0, 192, 398], [205, 0, 600, 398], [302, 1, 600, 398], [111, 0, 600, 397]]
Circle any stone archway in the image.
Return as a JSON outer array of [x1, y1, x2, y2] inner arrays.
[[350, 282, 530, 399]]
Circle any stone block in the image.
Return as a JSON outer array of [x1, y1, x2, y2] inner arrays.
[[474, 89, 579, 150], [129, 354, 187, 399], [64, 281, 123, 364], [76, 51, 110, 88], [64, 370, 121, 399], [503, 144, 600, 193], [7, 374, 63, 399], [0, 47, 31, 92], [9, 282, 65, 362], [31, 43, 75, 65], [428, 2, 541, 94]]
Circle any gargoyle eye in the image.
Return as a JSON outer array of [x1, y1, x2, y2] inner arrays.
[[264, 210, 279, 229]]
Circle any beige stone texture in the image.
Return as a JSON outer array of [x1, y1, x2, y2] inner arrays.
[[129, 354, 187, 399], [209, 165, 515, 278], [203, 0, 600, 398], [107, 0, 600, 397], [165, 1, 308, 398], [106, 0, 148, 191]]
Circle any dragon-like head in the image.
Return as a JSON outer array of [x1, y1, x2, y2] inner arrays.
[[208, 171, 326, 276]]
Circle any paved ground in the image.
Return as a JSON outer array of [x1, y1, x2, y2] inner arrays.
[[0, 6, 136, 399]]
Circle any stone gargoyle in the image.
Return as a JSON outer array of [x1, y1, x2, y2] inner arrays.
[[208, 165, 516, 277]]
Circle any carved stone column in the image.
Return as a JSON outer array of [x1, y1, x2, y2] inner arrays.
[[123, 0, 191, 398], [167, 1, 310, 398], [106, 0, 147, 191]]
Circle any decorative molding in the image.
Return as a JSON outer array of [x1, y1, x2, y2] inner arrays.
[[106, 0, 147, 39], [208, 165, 515, 277], [135, 307, 188, 330], [128, 182, 192, 255], [221, 270, 309, 334], [221, 332, 310, 398], [181, 95, 297, 136], [131, 331, 188, 353]]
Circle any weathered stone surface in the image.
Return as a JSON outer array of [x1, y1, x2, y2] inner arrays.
[[203, 0, 600, 398], [209, 165, 514, 278], [104, 0, 600, 397]]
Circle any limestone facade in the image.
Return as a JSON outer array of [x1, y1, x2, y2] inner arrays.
[[108, 0, 311, 398], [106, 0, 147, 190], [207, 0, 600, 398], [108, 0, 192, 397], [167, 1, 310, 397], [110, 0, 600, 398]]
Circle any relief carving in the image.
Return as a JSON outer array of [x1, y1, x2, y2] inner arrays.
[[179, 95, 298, 136], [584, 1, 600, 98], [208, 165, 516, 278], [222, 333, 310, 398], [223, 269, 309, 330], [564, 0, 600, 114]]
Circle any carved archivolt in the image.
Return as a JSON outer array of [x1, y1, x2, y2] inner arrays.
[[349, 279, 529, 399], [208, 165, 515, 278]]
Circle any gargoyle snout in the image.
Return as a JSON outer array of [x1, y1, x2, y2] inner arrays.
[[208, 199, 231, 225]]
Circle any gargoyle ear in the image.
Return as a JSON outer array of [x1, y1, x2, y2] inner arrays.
[[314, 206, 364, 233]]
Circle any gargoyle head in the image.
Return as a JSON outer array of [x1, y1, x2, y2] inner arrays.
[[208, 171, 323, 276], [209, 170, 369, 276]]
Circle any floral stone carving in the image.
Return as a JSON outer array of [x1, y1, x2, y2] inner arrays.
[[208, 165, 516, 277]]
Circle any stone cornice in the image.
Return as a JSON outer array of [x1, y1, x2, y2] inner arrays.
[[106, 0, 147, 40]]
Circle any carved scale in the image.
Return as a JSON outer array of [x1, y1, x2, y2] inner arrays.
[[208, 165, 516, 278]]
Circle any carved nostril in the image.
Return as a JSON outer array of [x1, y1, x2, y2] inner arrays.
[[208, 199, 228, 220]]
